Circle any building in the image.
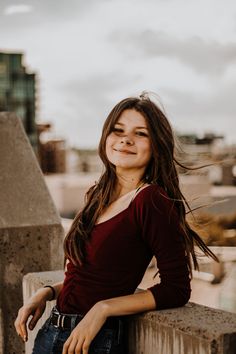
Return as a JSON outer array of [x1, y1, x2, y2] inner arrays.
[[177, 132, 225, 164], [0, 51, 37, 151], [37, 123, 67, 173]]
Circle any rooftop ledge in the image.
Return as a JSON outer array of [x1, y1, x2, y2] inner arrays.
[[23, 271, 236, 354]]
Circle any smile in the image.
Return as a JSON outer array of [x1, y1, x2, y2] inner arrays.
[[114, 149, 136, 155]]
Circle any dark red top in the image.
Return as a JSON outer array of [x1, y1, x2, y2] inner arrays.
[[57, 185, 191, 315]]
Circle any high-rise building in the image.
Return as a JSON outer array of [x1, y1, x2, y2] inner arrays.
[[0, 51, 37, 151]]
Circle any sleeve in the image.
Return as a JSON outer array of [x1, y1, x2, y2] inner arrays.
[[137, 185, 191, 310]]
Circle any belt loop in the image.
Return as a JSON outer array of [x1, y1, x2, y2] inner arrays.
[[57, 315, 61, 328], [71, 316, 77, 330], [61, 315, 65, 328]]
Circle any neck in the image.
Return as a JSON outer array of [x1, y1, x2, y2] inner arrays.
[[114, 168, 145, 198]]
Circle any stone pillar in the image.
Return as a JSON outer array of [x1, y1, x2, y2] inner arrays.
[[0, 113, 64, 354], [222, 164, 234, 186]]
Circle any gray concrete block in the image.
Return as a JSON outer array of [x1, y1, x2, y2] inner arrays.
[[0, 112, 60, 228], [0, 113, 64, 354], [23, 271, 64, 354], [127, 303, 236, 353]]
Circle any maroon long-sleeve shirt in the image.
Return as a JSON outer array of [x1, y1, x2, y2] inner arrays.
[[57, 184, 191, 315]]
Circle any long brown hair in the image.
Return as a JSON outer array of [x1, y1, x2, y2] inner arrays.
[[64, 92, 218, 272]]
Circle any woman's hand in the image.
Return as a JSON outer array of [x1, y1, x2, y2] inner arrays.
[[62, 301, 108, 354], [14, 287, 51, 342]]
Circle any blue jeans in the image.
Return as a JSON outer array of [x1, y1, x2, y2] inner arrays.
[[32, 311, 126, 354]]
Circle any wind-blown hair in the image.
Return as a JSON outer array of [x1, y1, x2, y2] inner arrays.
[[64, 92, 218, 272]]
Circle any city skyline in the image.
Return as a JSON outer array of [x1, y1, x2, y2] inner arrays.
[[0, 0, 236, 148]]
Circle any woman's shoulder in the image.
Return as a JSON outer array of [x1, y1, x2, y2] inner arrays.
[[134, 183, 167, 201], [132, 183, 178, 221], [133, 183, 175, 213]]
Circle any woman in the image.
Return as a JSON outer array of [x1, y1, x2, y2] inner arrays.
[[15, 92, 217, 354]]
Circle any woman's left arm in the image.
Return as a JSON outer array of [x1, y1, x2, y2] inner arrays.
[[100, 288, 156, 316], [63, 290, 155, 354]]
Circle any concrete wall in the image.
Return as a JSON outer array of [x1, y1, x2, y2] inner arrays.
[[23, 271, 236, 354], [44, 173, 100, 217], [127, 304, 236, 353], [0, 113, 64, 354], [23, 271, 64, 354]]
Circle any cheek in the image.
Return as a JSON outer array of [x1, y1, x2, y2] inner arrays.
[[141, 141, 152, 158], [105, 136, 113, 157], [105, 135, 113, 147]]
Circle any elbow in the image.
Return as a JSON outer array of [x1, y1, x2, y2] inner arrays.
[[149, 284, 191, 310], [175, 286, 191, 308]]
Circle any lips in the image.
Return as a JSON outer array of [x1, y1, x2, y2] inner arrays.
[[114, 149, 136, 154]]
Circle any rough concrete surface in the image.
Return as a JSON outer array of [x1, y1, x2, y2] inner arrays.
[[0, 112, 61, 228], [0, 113, 64, 354], [127, 303, 236, 353], [24, 271, 236, 354], [23, 271, 64, 354]]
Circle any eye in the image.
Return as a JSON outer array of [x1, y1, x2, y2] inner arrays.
[[136, 131, 148, 137], [112, 127, 124, 134]]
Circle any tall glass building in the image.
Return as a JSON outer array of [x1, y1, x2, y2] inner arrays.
[[0, 52, 37, 151]]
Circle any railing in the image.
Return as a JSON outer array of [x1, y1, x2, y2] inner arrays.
[[23, 271, 236, 354]]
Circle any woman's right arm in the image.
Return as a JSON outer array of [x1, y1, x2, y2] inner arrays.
[[14, 281, 63, 342]]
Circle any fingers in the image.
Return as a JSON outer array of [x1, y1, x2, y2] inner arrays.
[[62, 337, 74, 354], [14, 308, 29, 342], [81, 340, 89, 354], [75, 341, 89, 354], [63, 337, 90, 354], [28, 307, 43, 330]]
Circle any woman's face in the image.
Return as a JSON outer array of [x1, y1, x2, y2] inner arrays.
[[105, 109, 152, 172]]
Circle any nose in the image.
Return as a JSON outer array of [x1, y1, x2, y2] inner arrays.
[[120, 135, 134, 145]]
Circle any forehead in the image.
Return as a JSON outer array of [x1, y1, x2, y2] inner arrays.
[[116, 109, 147, 127]]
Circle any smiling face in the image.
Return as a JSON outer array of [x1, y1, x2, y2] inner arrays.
[[105, 109, 152, 173]]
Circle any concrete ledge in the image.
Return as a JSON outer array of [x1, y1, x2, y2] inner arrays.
[[23, 271, 236, 354], [127, 304, 236, 353], [23, 271, 64, 354]]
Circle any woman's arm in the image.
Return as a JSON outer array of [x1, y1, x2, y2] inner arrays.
[[138, 185, 191, 309], [62, 289, 156, 354], [14, 281, 63, 342], [99, 289, 156, 316], [44, 281, 63, 301]]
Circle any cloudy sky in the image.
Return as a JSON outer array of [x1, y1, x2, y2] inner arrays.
[[1, 0, 236, 147]]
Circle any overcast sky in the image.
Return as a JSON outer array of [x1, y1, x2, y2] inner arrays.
[[1, 0, 236, 148]]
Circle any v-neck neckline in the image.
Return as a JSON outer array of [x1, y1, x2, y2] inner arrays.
[[94, 184, 151, 227]]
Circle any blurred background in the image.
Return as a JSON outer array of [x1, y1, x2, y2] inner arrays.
[[1, 0, 236, 313]]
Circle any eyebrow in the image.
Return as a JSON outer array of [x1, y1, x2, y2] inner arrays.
[[115, 122, 148, 130]]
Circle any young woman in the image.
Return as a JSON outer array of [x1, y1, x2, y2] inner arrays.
[[15, 92, 217, 354]]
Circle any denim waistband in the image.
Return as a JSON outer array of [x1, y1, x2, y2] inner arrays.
[[49, 306, 123, 332], [49, 306, 83, 330]]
